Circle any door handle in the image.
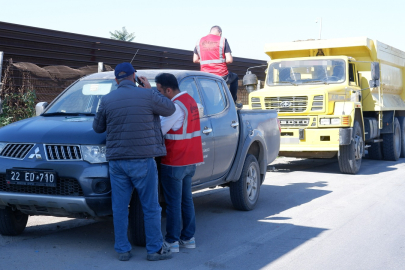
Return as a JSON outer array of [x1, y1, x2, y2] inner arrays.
[[203, 127, 213, 134], [231, 121, 239, 128]]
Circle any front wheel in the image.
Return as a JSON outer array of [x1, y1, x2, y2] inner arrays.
[[0, 207, 29, 236], [338, 120, 364, 174], [229, 154, 261, 211]]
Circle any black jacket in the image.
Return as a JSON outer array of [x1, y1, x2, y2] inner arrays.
[[93, 80, 175, 160]]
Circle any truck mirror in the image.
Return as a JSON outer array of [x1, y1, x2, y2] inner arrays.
[[243, 71, 258, 93], [371, 62, 380, 81], [35, 102, 49, 116]]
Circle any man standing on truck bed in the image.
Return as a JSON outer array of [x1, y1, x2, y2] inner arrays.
[[93, 63, 175, 261], [155, 73, 203, 253], [193, 25, 239, 102]]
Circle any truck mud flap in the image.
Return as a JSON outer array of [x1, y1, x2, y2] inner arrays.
[[339, 128, 353, 145]]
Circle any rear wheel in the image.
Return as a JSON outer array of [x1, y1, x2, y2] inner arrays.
[[128, 189, 146, 247], [0, 207, 29, 236], [338, 120, 364, 174], [230, 154, 261, 211], [382, 117, 401, 161], [397, 116, 405, 158], [367, 142, 383, 160]]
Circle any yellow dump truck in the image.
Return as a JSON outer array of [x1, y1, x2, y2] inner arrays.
[[244, 37, 405, 174]]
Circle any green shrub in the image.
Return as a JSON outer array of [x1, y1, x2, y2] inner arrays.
[[0, 89, 36, 127]]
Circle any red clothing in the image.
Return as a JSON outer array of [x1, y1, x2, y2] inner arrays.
[[196, 34, 228, 77], [161, 93, 203, 166]]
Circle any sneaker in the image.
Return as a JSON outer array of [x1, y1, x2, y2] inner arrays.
[[163, 240, 179, 253], [146, 245, 172, 261], [118, 251, 131, 261], [179, 237, 196, 249]]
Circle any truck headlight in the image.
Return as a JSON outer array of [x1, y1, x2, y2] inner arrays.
[[0, 142, 7, 154], [81, 145, 107, 163], [320, 118, 330, 125], [331, 118, 341, 125]]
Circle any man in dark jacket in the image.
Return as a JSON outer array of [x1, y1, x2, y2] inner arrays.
[[93, 62, 175, 261]]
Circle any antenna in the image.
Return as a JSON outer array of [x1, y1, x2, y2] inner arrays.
[[130, 49, 139, 64]]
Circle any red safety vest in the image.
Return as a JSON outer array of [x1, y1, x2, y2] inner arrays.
[[196, 34, 228, 77], [161, 93, 204, 166]]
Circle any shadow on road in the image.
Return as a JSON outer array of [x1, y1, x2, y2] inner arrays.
[[269, 157, 401, 175]]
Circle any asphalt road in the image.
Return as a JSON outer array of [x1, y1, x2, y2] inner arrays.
[[1, 157, 405, 270]]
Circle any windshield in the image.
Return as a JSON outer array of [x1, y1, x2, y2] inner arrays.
[[266, 59, 346, 86], [44, 79, 156, 115]]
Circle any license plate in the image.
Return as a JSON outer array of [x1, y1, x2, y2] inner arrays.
[[6, 169, 57, 187]]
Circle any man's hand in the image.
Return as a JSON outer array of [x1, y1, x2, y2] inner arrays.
[[138, 76, 151, 88]]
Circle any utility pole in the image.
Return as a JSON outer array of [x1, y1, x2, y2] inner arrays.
[[316, 18, 322, 40]]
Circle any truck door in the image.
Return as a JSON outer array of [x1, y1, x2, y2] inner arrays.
[[197, 77, 239, 180], [178, 77, 214, 184]]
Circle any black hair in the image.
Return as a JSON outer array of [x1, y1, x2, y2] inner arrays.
[[155, 73, 179, 91]]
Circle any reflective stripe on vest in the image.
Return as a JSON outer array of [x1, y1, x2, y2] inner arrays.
[[199, 37, 225, 65], [164, 100, 201, 140]]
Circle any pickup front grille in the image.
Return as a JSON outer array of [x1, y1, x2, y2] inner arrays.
[[0, 143, 34, 159], [45, 144, 82, 161], [0, 174, 84, 196], [264, 96, 308, 112]]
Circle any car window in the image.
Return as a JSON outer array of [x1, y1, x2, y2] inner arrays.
[[198, 78, 226, 115], [179, 77, 205, 116]]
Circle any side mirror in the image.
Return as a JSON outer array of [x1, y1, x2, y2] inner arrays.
[[35, 102, 49, 116], [197, 103, 204, 118], [369, 62, 380, 88], [371, 62, 380, 80]]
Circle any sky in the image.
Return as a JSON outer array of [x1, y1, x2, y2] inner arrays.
[[1, 0, 404, 61]]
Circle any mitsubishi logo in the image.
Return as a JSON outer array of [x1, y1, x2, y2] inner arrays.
[[29, 147, 42, 160], [280, 101, 292, 108]]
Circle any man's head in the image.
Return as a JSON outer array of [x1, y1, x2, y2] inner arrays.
[[114, 62, 136, 83], [155, 73, 180, 99], [210, 25, 222, 36]]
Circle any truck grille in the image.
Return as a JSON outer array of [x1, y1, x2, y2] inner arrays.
[[0, 174, 84, 196], [264, 96, 308, 112], [45, 144, 82, 161], [279, 118, 310, 127], [0, 143, 35, 159]]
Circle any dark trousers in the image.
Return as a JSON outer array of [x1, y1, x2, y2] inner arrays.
[[222, 72, 239, 102]]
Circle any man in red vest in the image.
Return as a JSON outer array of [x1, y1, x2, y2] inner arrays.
[[155, 73, 203, 253], [193, 25, 239, 102]]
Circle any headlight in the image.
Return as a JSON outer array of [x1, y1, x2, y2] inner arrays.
[[81, 145, 107, 163], [320, 118, 330, 125], [331, 118, 341, 125], [0, 142, 7, 154]]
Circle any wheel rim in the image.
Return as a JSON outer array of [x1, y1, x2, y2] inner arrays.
[[354, 134, 363, 160], [246, 164, 258, 202]]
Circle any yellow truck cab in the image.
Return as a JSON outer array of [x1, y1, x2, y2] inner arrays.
[[245, 37, 405, 174]]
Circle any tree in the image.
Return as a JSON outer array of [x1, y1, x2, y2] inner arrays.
[[110, 27, 135, 42]]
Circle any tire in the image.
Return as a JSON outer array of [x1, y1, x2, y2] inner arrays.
[[0, 207, 29, 236], [338, 120, 364, 174], [128, 189, 146, 247], [382, 117, 401, 161], [367, 142, 383, 160], [229, 154, 261, 211], [397, 116, 405, 158]]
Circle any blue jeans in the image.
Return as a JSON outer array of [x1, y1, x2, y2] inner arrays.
[[160, 164, 196, 243], [109, 158, 162, 254], [223, 72, 239, 102]]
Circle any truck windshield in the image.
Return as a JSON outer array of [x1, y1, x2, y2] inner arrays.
[[44, 79, 156, 115], [266, 59, 346, 86]]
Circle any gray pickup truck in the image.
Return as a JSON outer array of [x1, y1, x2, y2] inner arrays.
[[0, 70, 280, 245]]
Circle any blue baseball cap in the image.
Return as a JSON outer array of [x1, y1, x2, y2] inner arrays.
[[114, 62, 136, 79]]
